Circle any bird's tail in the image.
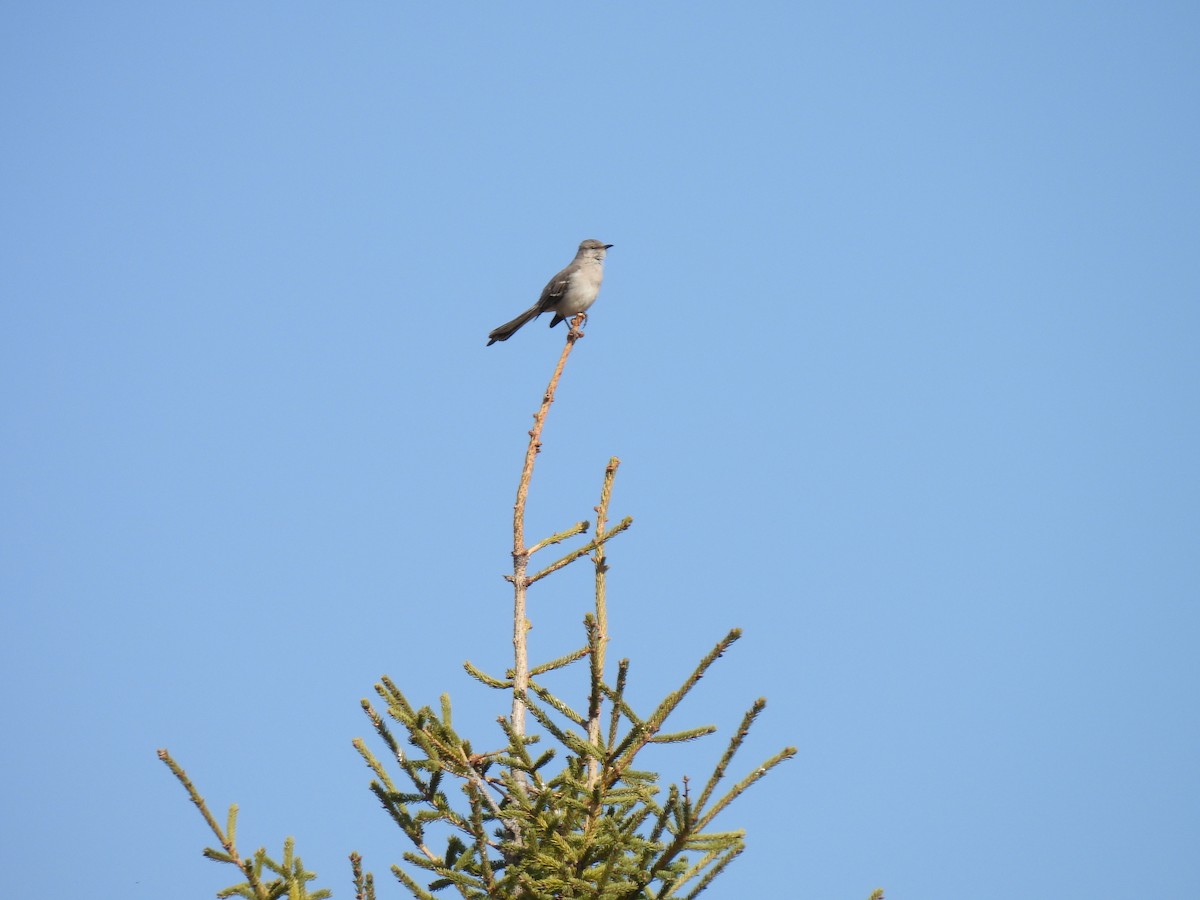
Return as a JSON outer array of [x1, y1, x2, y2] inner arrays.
[[487, 304, 542, 345]]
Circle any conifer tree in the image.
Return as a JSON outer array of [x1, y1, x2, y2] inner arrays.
[[160, 315, 881, 899]]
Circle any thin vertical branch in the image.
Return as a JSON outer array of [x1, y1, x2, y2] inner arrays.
[[510, 316, 585, 739], [587, 457, 619, 787]]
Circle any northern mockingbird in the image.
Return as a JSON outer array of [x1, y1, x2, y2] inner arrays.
[[487, 239, 613, 345]]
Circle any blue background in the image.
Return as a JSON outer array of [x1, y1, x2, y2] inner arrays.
[[2, 3, 1197, 898]]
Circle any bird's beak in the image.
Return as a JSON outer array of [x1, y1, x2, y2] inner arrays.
[[604, 244, 614, 249]]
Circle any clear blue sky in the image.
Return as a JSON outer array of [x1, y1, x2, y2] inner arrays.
[[2, 3, 1197, 898]]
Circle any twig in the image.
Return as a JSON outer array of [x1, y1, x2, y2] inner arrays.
[[156, 749, 271, 900], [527, 517, 633, 585]]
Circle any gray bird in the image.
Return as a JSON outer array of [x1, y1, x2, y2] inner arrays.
[[487, 239, 613, 345]]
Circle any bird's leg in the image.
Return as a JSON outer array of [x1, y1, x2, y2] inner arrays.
[[569, 312, 588, 339]]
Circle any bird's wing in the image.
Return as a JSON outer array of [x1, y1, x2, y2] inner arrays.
[[536, 267, 573, 310]]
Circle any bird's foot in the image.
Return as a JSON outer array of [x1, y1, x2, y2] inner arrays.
[[568, 313, 588, 340]]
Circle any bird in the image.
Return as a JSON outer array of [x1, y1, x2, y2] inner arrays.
[[487, 239, 613, 345]]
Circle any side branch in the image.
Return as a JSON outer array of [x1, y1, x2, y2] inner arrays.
[[157, 749, 230, 853], [527, 520, 590, 556], [156, 749, 277, 900], [528, 516, 633, 585]]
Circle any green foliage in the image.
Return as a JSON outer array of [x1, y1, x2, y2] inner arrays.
[[351, 852, 376, 900], [352, 627, 796, 899], [156, 750, 330, 900], [208, 838, 330, 900]]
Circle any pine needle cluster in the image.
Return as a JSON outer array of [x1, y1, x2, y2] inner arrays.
[[353, 628, 794, 899]]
